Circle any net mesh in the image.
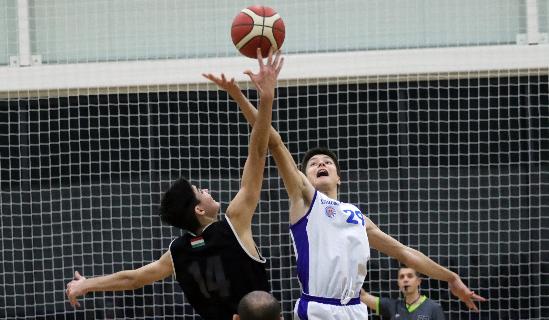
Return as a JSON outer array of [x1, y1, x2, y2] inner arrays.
[[1, 73, 548, 319]]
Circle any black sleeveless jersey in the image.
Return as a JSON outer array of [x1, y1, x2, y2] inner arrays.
[[169, 217, 270, 320]]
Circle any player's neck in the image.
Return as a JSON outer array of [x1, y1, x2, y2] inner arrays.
[[318, 186, 338, 200], [196, 218, 216, 234], [405, 292, 421, 306]]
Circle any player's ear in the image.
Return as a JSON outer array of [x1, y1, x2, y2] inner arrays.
[[194, 204, 205, 216]]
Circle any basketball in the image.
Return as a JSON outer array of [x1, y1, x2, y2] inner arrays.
[[231, 6, 285, 59]]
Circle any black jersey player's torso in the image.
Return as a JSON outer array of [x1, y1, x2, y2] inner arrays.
[[170, 217, 269, 320]]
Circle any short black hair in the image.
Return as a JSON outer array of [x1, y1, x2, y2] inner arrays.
[[159, 178, 200, 232], [399, 265, 422, 278], [300, 147, 341, 177], [237, 291, 281, 320]]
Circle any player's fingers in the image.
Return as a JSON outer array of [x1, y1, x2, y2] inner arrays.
[[229, 77, 235, 84], [267, 48, 274, 66], [275, 57, 285, 76], [203, 73, 217, 82], [468, 300, 479, 311], [256, 48, 264, 68], [67, 288, 81, 308], [67, 290, 74, 304], [221, 73, 227, 83], [255, 84, 263, 94], [245, 76, 262, 93], [243, 70, 254, 80], [244, 71, 261, 90], [75, 271, 81, 279], [459, 294, 478, 311], [471, 293, 487, 301], [273, 50, 281, 68]]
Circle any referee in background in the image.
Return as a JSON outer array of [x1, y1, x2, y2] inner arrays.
[[361, 266, 445, 320]]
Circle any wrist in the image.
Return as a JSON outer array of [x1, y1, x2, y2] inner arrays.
[[447, 271, 459, 283], [227, 88, 243, 97], [260, 92, 274, 101]]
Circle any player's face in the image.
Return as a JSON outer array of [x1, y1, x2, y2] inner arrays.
[[193, 185, 220, 219], [397, 268, 421, 294], [305, 154, 341, 190]]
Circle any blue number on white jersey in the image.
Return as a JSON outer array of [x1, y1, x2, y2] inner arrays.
[[344, 209, 365, 226]]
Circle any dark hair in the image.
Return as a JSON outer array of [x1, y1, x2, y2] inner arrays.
[[300, 147, 341, 177], [399, 265, 422, 278], [159, 178, 200, 232], [238, 291, 281, 320]]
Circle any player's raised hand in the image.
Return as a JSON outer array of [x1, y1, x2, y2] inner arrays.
[[244, 48, 284, 98], [202, 73, 241, 96], [448, 275, 487, 311], [65, 271, 87, 308]]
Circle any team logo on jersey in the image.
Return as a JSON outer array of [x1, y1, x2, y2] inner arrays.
[[325, 206, 337, 218], [190, 236, 205, 248]]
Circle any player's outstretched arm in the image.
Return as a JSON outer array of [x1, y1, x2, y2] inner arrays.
[[65, 250, 173, 308], [360, 288, 379, 313], [224, 48, 280, 231], [203, 53, 313, 224], [365, 217, 487, 311]]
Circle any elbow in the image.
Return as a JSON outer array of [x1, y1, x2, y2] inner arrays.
[[234, 186, 261, 209], [393, 246, 415, 267], [397, 254, 412, 267], [129, 279, 142, 291], [244, 190, 262, 205]]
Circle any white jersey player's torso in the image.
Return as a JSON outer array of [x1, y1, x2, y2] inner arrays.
[[290, 190, 370, 303]]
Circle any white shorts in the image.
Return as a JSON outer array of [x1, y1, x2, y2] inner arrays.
[[293, 297, 369, 320]]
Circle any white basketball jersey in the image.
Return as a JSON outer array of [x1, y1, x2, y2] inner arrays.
[[290, 190, 370, 302]]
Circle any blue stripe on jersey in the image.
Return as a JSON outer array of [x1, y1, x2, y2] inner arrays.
[[290, 190, 317, 294], [297, 298, 309, 320]]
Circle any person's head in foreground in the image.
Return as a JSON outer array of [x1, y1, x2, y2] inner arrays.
[[159, 177, 221, 233], [233, 290, 283, 320]]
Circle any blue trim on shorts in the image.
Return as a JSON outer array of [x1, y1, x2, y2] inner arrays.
[[297, 298, 309, 320], [300, 293, 361, 306]]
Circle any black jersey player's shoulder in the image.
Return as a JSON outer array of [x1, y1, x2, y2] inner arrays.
[[169, 220, 227, 249], [169, 228, 196, 251], [169, 218, 262, 260]]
